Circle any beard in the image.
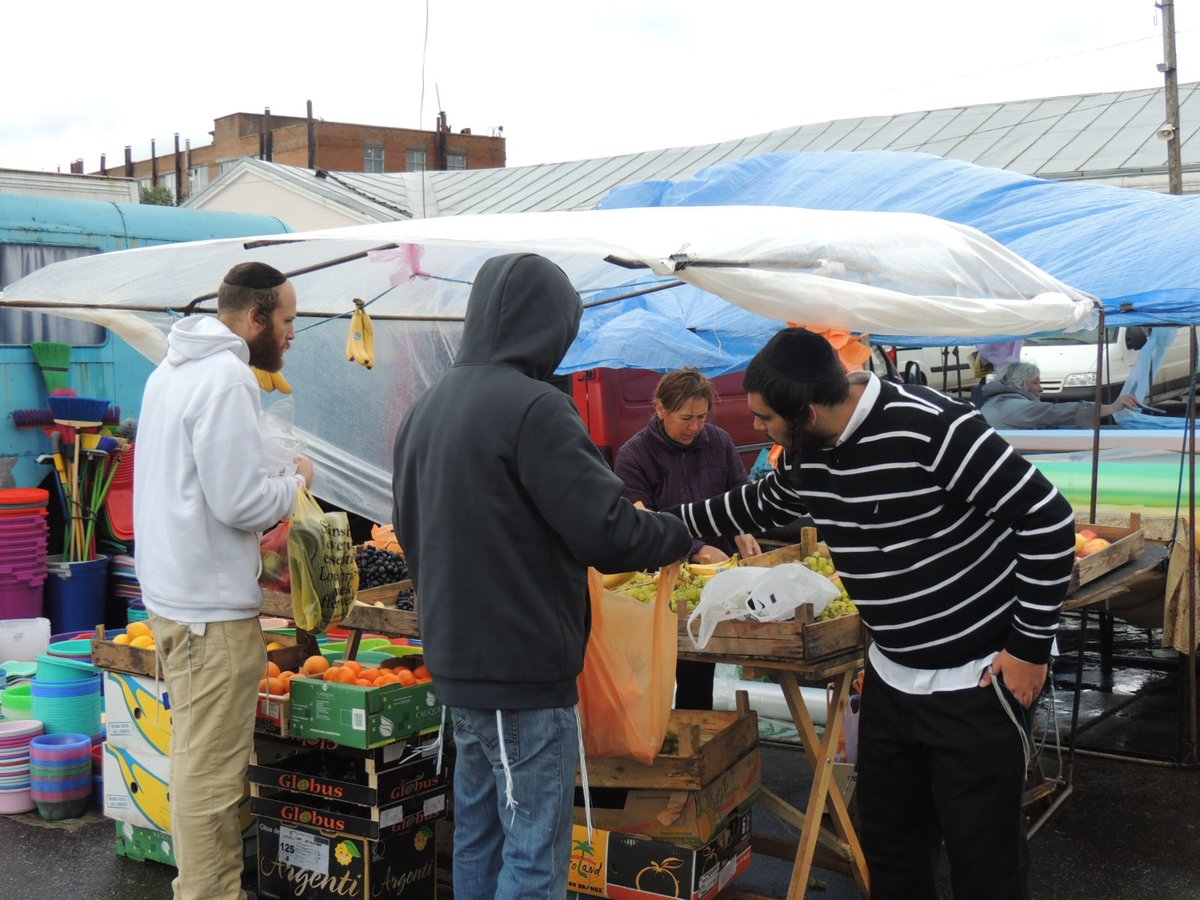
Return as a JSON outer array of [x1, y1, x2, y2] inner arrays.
[[790, 419, 840, 455], [247, 319, 284, 371]]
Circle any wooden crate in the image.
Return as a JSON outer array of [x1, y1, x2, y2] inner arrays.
[[92, 625, 159, 678], [678, 531, 864, 663], [580, 708, 759, 791], [342, 580, 420, 638], [1070, 514, 1145, 594], [678, 611, 863, 663]]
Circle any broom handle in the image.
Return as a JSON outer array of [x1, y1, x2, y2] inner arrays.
[[72, 437, 84, 562]]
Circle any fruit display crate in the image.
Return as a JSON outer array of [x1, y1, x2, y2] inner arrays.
[[262, 581, 418, 637], [677, 539, 864, 664], [92, 624, 159, 678], [1070, 515, 1145, 594], [579, 708, 759, 792]]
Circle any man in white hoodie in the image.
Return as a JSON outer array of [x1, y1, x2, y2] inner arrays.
[[134, 261, 313, 900]]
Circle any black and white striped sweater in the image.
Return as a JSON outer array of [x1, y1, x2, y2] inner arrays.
[[673, 379, 1077, 669]]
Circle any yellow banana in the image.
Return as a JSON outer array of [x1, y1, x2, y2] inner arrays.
[[250, 366, 293, 394], [251, 366, 274, 391], [346, 299, 375, 369]]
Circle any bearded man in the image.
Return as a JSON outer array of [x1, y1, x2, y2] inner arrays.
[[668, 326, 1076, 900], [134, 261, 313, 900]]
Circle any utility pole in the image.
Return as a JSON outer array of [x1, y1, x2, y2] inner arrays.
[[1158, 0, 1184, 194]]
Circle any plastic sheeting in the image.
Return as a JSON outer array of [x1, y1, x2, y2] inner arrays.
[[599, 151, 1200, 339], [0, 205, 1092, 523]]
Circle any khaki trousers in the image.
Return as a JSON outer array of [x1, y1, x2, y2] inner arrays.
[[149, 613, 265, 900]]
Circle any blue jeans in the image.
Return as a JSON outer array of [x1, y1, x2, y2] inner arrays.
[[450, 705, 579, 900]]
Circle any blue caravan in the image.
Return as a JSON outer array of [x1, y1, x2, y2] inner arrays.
[[0, 194, 292, 489]]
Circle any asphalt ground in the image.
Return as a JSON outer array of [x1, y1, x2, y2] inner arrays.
[[2, 613, 1199, 899]]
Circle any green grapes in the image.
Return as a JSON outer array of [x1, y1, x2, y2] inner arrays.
[[802, 555, 858, 621], [613, 570, 707, 613]]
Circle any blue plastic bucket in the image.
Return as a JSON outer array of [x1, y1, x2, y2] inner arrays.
[[43, 555, 110, 635]]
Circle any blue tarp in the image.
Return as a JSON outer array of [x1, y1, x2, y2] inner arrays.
[[582, 150, 1200, 370]]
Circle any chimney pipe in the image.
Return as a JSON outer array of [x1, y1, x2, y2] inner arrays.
[[264, 107, 273, 162], [124, 146, 133, 177], [100, 153, 107, 175], [307, 100, 316, 169], [174, 133, 182, 205], [151, 139, 158, 186]]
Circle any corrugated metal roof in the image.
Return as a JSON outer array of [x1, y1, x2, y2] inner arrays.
[[198, 81, 1200, 221]]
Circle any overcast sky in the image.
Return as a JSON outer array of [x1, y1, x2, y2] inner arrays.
[[2, 1, 1195, 174]]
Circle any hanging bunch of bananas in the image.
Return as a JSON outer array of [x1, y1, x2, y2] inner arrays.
[[346, 298, 375, 369], [251, 366, 293, 394]]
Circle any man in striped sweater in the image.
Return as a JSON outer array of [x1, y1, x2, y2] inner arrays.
[[670, 327, 1076, 900]]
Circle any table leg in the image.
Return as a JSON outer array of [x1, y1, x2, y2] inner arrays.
[[778, 670, 869, 898]]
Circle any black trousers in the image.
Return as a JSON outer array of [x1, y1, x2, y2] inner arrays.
[[674, 659, 715, 710], [856, 664, 1031, 900]]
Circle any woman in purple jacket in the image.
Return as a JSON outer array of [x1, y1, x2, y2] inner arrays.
[[615, 368, 762, 709]]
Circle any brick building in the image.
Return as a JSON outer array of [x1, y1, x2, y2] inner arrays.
[[80, 107, 505, 204]]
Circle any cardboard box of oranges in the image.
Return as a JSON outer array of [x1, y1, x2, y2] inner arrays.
[[288, 655, 443, 749]]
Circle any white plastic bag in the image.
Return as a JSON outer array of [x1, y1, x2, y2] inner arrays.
[[259, 397, 305, 477], [687, 563, 840, 650]]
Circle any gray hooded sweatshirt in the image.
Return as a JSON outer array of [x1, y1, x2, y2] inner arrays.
[[391, 253, 690, 710]]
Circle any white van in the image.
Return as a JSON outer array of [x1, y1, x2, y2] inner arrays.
[[1021, 325, 1193, 403]]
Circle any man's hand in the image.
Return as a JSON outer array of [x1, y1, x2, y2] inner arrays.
[[979, 650, 1046, 707], [691, 544, 730, 565], [734, 533, 762, 558], [294, 456, 315, 489]]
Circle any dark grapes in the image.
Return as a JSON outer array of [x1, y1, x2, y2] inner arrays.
[[354, 545, 410, 590]]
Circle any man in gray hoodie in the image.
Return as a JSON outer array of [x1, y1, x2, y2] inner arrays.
[[392, 253, 689, 899]]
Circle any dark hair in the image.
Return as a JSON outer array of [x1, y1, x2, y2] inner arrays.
[[743, 328, 850, 460], [217, 262, 287, 320], [655, 368, 717, 414]]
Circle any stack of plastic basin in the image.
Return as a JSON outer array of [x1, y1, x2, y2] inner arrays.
[[31, 673, 102, 738], [0, 617, 51, 663], [0, 683, 34, 721], [0, 718, 44, 815], [29, 732, 92, 820], [0, 489, 50, 619]]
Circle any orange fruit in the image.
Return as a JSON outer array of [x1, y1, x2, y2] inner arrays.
[[376, 673, 400, 685], [355, 679, 373, 686], [342, 660, 364, 676], [303, 655, 330, 676], [130, 635, 156, 650], [265, 661, 281, 679], [323, 666, 344, 682], [359, 668, 381, 683], [265, 676, 286, 695], [112, 634, 132, 645], [126, 621, 153, 640], [258, 677, 269, 693], [394, 668, 417, 687], [413, 665, 431, 681], [335, 667, 358, 684]]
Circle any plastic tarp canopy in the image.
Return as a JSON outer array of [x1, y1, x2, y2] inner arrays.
[[0, 204, 1091, 523], [600, 151, 1200, 340]]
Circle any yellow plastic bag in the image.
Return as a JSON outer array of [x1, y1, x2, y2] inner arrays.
[[287, 488, 359, 633], [578, 562, 681, 764]]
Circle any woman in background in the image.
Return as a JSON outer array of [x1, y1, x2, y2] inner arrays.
[[980, 359, 1137, 429], [615, 368, 761, 710]]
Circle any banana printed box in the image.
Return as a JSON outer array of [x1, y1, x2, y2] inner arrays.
[[288, 679, 442, 750], [256, 816, 435, 900], [102, 744, 255, 834], [103, 671, 172, 757], [568, 809, 752, 900], [103, 744, 173, 833]]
